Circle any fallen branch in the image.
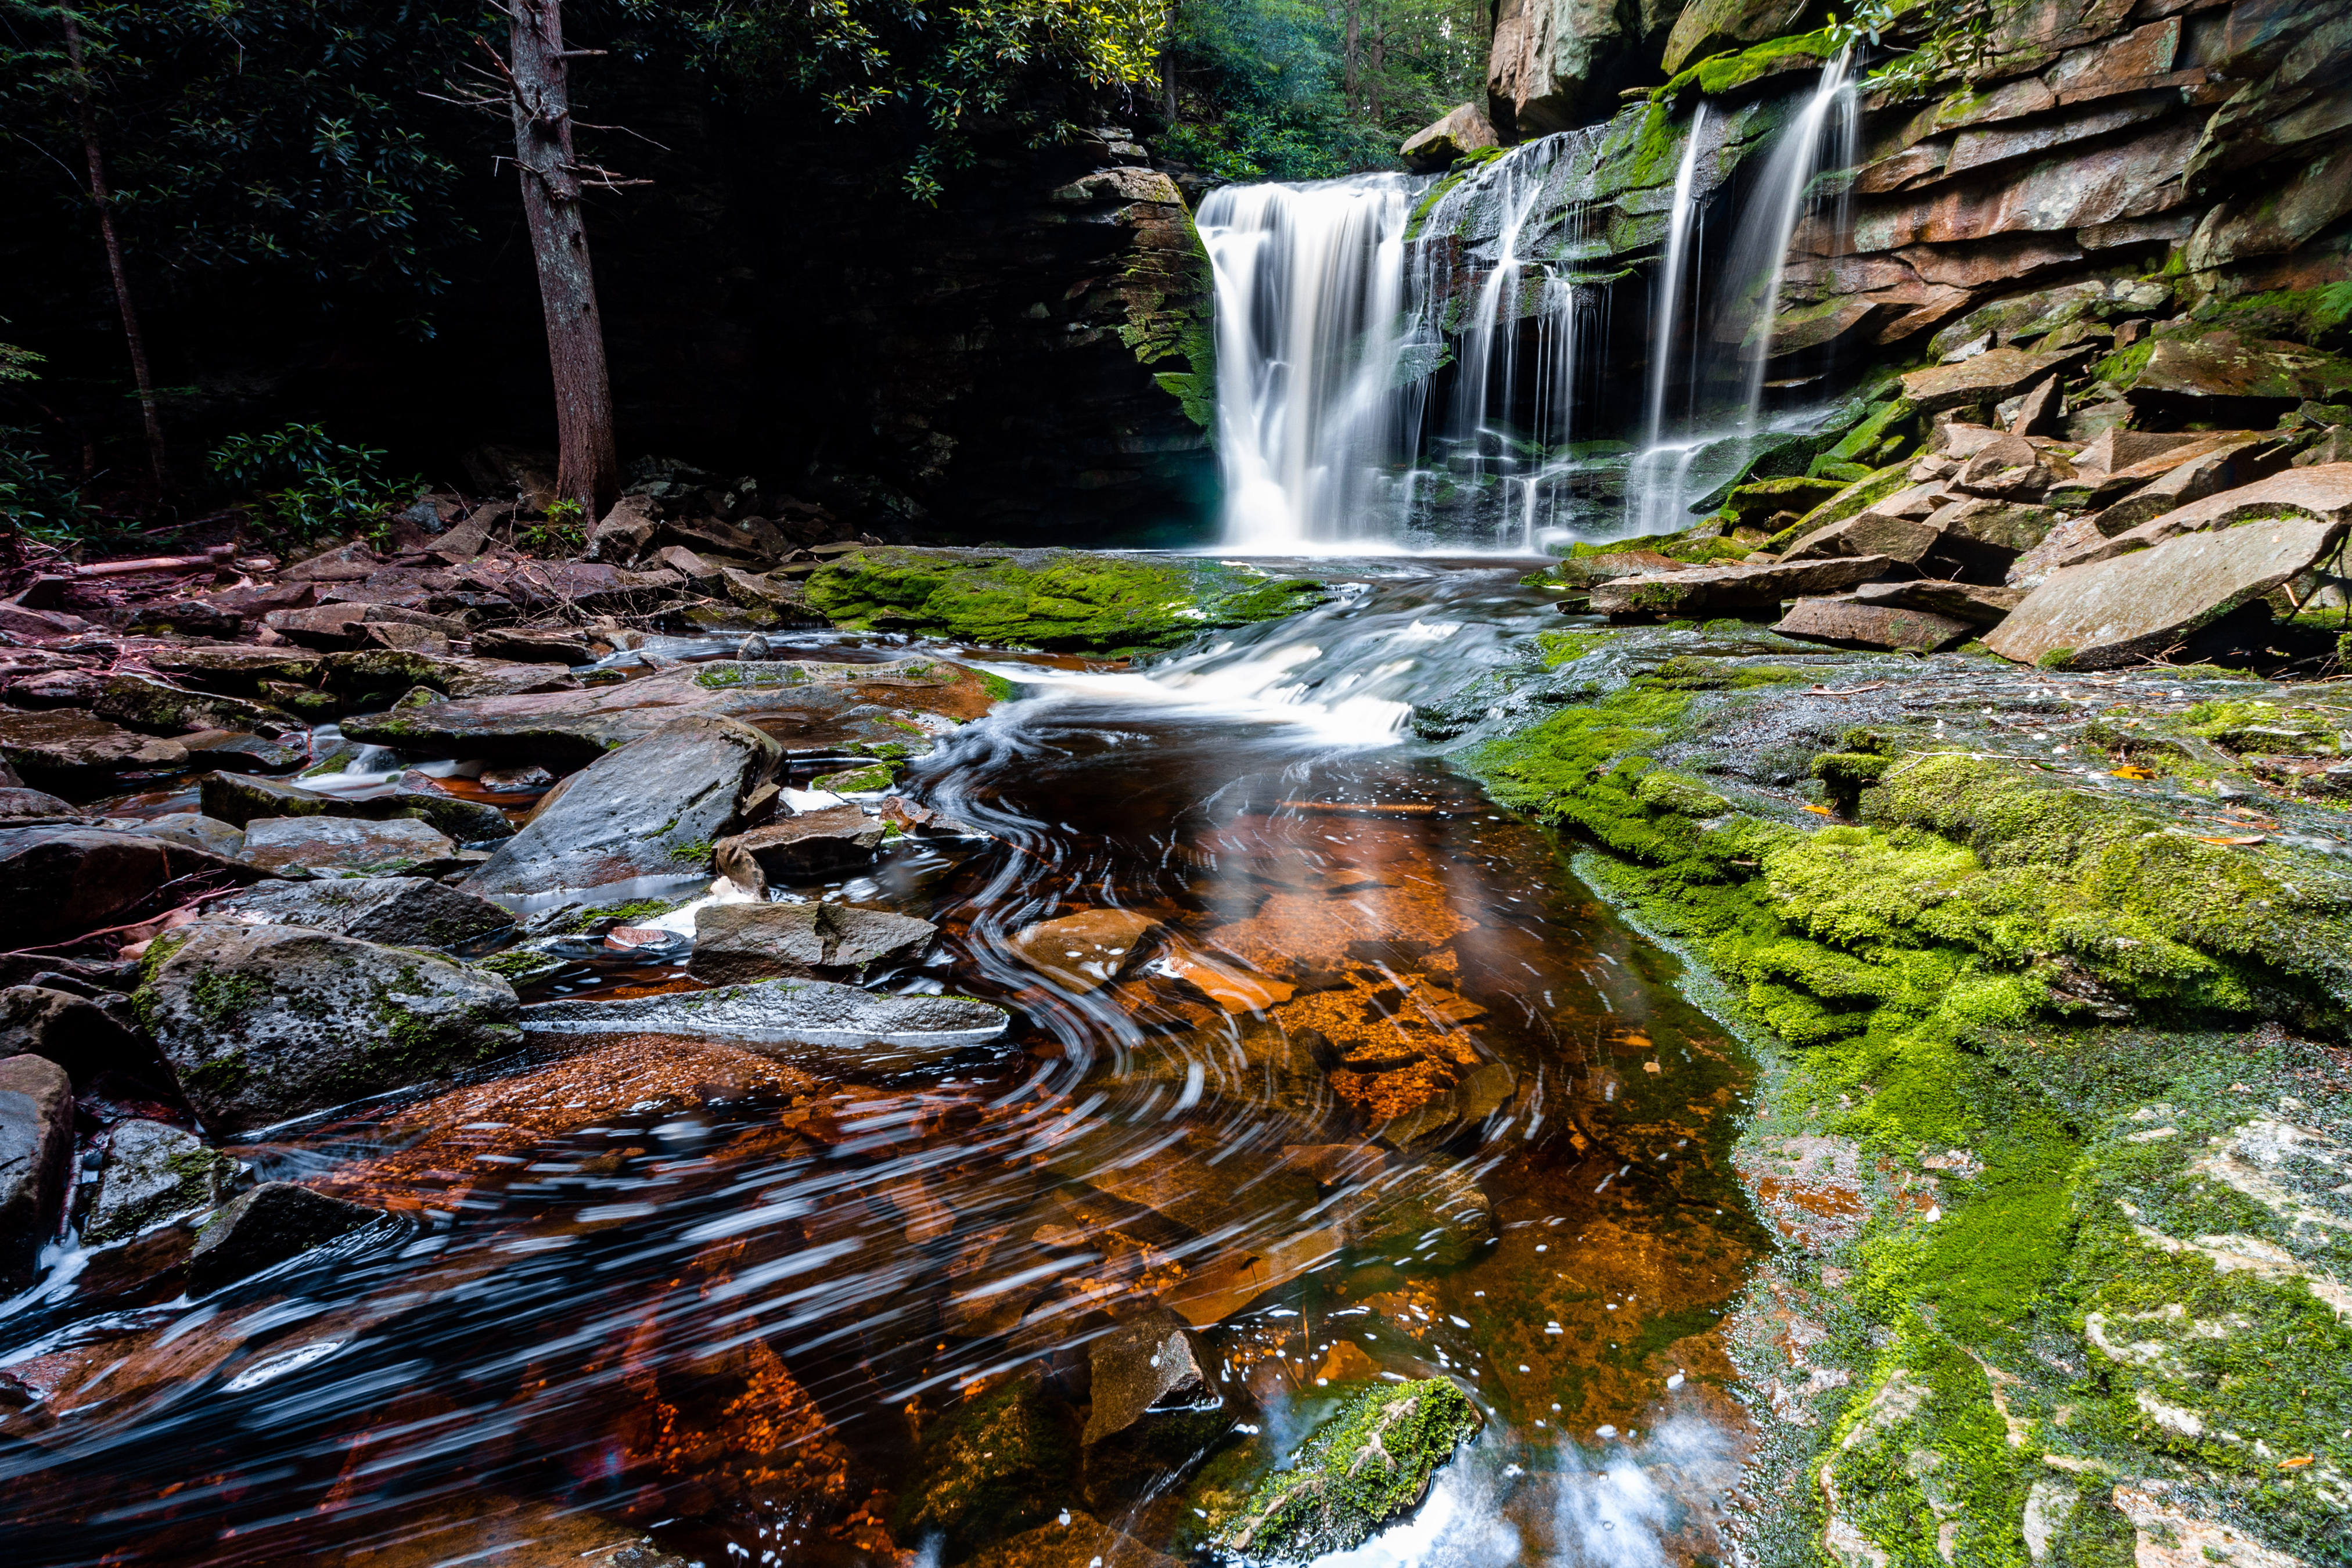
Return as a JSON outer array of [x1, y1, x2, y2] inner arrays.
[[4, 882, 245, 955], [73, 544, 234, 578]]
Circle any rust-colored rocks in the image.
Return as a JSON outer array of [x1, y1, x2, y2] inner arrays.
[[1009, 908, 1163, 994], [1590, 555, 1911, 617], [1901, 346, 2094, 412]]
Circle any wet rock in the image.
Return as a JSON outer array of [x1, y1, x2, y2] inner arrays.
[[1851, 579, 2025, 625], [520, 976, 1008, 1063], [1986, 515, 2345, 669], [88, 674, 292, 738], [199, 771, 337, 829], [341, 656, 987, 765], [470, 626, 597, 664], [467, 714, 779, 900], [180, 729, 308, 774], [715, 804, 884, 883], [585, 494, 659, 562], [390, 771, 514, 842], [737, 632, 772, 661], [720, 566, 823, 624], [1398, 101, 1497, 171], [186, 1180, 384, 1290], [84, 1119, 242, 1245], [1589, 555, 1912, 617], [0, 786, 81, 822], [1774, 595, 1975, 652], [1345, 1167, 1495, 1268], [0, 826, 264, 947], [0, 1052, 73, 1285], [213, 877, 513, 948], [962, 1512, 1177, 1568], [1082, 1311, 1243, 1504], [688, 901, 936, 983], [1901, 346, 2091, 412], [0, 985, 153, 1083], [137, 922, 520, 1137], [891, 1378, 1074, 1560], [0, 710, 188, 787], [1215, 1378, 1483, 1560], [239, 815, 456, 876], [1010, 908, 1161, 993]]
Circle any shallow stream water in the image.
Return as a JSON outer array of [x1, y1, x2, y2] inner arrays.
[[2, 563, 1774, 1567]]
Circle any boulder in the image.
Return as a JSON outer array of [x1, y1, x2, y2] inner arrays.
[[1081, 1312, 1244, 1504], [180, 730, 308, 774], [2083, 442, 2272, 537], [0, 710, 188, 787], [261, 603, 373, 649], [84, 1120, 241, 1245], [1009, 908, 1162, 993], [891, 1379, 1073, 1559], [187, 1181, 384, 1290], [212, 877, 513, 948], [1901, 346, 2091, 412], [1589, 555, 1912, 616], [136, 922, 520, 1136], [199, 771, 336, 828], [1783, 512, 1940, 564], [390, 771, 515, 843], [1398, 102, 1497, 171], [1662, 0, 1811, 73], [239, 815, 456, 876], [465, 714, 779, 900], [688, 901, 936, 984], [88, 674, 292, 737], [0, 826, 264, 947], [0, 786, 81, 822], [2102, 462, 2352, 551], [1852, 579, 2025, 625], [716, 805, 886, 886], [1922, 498, 2060, 574], [1954, 433, 2065, 499], [720, 566, 823, 624], [521, 976, 1009, 1062], [319, 649, 580, 700], [1773, 596, 1976, 653], [585, 494, 659, 563], [1986, 515, 2346, 669], [1216, 1379, 1483, 1559], [2117, 329, 2352, 417], [470, 626, 598, 664], [340, 656, 990, 765], [0, 1052, 73, 1286], [0, 985, 154, 1082]]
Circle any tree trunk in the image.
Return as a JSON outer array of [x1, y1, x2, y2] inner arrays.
[[62, 17, 166, 494], [506, 0, 620, 520], [1343, 0, 1361, 112]]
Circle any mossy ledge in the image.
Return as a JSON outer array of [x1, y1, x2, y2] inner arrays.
[[1447, 626, 2352, 1568], [802, 545, 1327, 655], [1215, 1379, 1483, 1562]]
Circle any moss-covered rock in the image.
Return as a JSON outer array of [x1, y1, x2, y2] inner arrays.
[[803, 546, 1326, 654], [1215, 1379, 1482, 1561], [892, 1378, 1076, 1561]]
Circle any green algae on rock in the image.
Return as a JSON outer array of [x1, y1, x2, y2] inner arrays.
[[803, 546, 1326, 654], [1215, 1379, 1481, 1561]]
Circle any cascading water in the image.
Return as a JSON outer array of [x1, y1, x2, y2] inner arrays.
[[1625, 103, 1712, 540]]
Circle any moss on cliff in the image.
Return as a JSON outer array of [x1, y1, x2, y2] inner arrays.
[[803, 546, 1326, 654]]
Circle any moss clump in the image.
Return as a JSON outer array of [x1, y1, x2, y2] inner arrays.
[[1535, 630, 1617, 666], [1218, 1380, 1482, 1562], [1655, 27, 1837, 103], [803, 546, 1326, 654], [890, 1379, 1073, 1556], [810, 763, 894, 793]]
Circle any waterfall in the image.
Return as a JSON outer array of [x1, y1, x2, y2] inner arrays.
[[1714, 50, 1855, 431], [1197, 177, 1419, 549], [1626, 103, 1711, 540]]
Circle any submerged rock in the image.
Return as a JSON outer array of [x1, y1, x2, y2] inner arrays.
[[891, 1378, 1074, 1559], [390, 770, 515, 842], [1215, 1379, 1483, 1560], [213, 876, 513, 948], [520, 976, 1007, 1063], [688, 901, 936, 983], [0, 1052, 73, 1286], [187, 1180, 384, 1290], [466, 714, 779, 900], [1009, 908, 1161, 993], [136, 922, 520, 1137], [1081, 1312, 1244, 1505], [84, 1120, 242, 1245], [961, 1513, 1176, 1568]]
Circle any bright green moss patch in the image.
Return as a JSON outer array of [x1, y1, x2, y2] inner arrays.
[[802, 546, 1327, 655], [1217, 1379, 1482, 1561]]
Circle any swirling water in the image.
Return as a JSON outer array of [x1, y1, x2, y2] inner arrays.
[[1, 564, 1771, 1567]]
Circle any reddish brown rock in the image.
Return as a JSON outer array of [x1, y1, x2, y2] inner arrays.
[[1901, 346, 2092, 412], [1589, 555, 1912, 616], [1772, 596, 1975, 652]]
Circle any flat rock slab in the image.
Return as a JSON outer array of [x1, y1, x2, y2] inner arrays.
[[1987, 515, 2346, 668], [1853, 579, 2025, 625], [1590, 555, 1909, 616], [0, 827, 265, 947], [139, 922, 520, 1137], [0, 710, 187, 786], [1775, 596, 1976, 652], [522, 976, 1009, 1064], [1010, 908, 1162, 993], [240, 815, 455, 875], [718, 805, 885, 882], [466, 714, 778, 901], [341, 656, 995, 765], [214, 876, 513, 948], [689, 901, 936, 984], [1902, 346, 2089, 411]]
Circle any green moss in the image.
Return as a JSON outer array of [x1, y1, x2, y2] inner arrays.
[[1535, 630, 1617, 667], [803, 547, 1326, 654], [811, 763, 894, 793], [1656, 27, 1838, 103], [979, 670, 1022, 702], [889, 1379, 1072, 1555], [1218, 1380, 1482, 1561]]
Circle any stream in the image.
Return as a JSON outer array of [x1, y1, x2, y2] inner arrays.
[[2, 562, 1773, 1567]]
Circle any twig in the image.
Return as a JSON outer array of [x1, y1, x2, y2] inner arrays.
[[4, 883, 244, 955]]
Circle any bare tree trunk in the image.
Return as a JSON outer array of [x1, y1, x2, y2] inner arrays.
[[1344, 0, 1361, 112], [62, 17, 166, 494], [1368, 0, 1384, 125], [506, 0, 620, 520]]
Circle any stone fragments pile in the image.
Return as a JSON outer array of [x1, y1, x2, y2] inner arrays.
[[1559, 354, 2352, 671]]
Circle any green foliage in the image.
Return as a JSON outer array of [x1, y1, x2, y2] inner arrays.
[[0, 420, 88, 535], [519, 498, 584, 556], [208, 422, 419, 546]]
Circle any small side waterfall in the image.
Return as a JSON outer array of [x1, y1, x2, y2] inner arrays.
[[1641, 102, 1709, 451]]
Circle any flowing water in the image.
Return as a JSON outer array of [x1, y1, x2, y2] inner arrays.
[[1, 565, 1772, 1567]]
